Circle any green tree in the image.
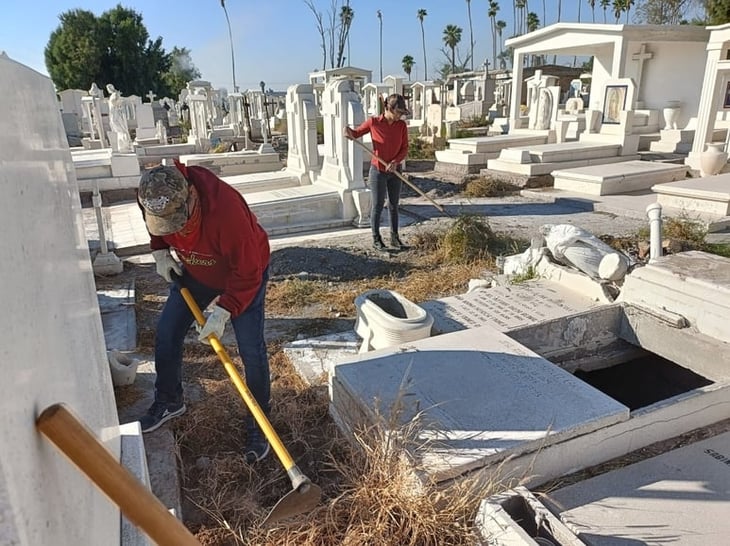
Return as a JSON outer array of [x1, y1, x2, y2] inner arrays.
[[634, 0, 695, 23], [589, 0, 597, 21], [44, 9, 104, 91], [402, 54, 415, 80], [45, 5, 198, 98], [442, 24, 463, 72], [96, 6, 169, 96], [417, 8, 428, 80], [161, 47, 202, 98], [706, 0, 730, 24]]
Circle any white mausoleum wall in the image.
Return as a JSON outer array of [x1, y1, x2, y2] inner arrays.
[[0, 55, 120, 545], [625, 40, 706, 127]]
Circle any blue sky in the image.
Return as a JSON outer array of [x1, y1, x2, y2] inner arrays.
[[0, 1, 690, 93]]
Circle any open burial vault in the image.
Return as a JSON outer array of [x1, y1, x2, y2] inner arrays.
[[329, 251, 730, 487]]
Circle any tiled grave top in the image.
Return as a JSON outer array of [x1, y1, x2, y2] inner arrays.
[[652, 174, 730, 200], [421, 280, 600, 335], [544, 430, 730, 546], [554, 160, 686, 182], [332, 326, 629, 482]]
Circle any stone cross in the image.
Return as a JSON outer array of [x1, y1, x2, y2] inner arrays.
[[146, 90, 157, 103], [631, 43, 653, 104]]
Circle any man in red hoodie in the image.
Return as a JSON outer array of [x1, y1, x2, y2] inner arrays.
[[137, 161, 271, 463]]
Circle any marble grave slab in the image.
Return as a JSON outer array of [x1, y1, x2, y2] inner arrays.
[[543, 430, 730, 546], [331, 325, 629, 483]]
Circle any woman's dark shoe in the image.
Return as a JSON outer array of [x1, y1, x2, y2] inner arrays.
[[373, 236, 387, 251], [390, 234, 410, 250]]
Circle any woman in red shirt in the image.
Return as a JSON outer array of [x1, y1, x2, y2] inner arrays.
[[345, 94, 410, 250]]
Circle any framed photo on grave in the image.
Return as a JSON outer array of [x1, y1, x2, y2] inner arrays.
[[723, 81, 730, 109], [602, 84, 627, 124]]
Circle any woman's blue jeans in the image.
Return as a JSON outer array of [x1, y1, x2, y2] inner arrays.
[[369, 166, 402, 239], [153, 267, 270, 433]]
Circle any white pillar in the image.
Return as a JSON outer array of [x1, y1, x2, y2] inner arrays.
[[509, 54, 524, 130], [646, 203, 663, 262]]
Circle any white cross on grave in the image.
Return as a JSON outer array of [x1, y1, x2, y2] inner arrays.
[[631, 43, 653, 104], [146, 90, 157, 103]]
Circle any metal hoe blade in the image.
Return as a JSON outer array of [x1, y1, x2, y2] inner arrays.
[[263, 482, 323, 526]]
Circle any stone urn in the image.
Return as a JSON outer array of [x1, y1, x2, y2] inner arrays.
[[700, 143, 729, 177], [662, 100, 681, 130]]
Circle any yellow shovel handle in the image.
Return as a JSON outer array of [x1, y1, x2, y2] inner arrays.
[[178, 285, 296, 472]]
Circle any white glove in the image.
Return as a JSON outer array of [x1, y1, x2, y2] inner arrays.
[[152, 249, 182, 282], [197, 305, 231, 344]]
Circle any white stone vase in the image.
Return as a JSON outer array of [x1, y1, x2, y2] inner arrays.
[[662, 100, 681, 130], [700, 143, 728, 177]]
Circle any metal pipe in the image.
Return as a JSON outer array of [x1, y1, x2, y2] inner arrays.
[[646, 202, 663, 262]]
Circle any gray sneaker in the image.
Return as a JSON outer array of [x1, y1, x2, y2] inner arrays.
[[244, 430, 271, 464], [139, 399, 186, 433]]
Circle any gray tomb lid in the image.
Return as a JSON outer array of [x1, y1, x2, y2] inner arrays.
[[332, 325, 628, 482], [543, 430, 730, 546], [421, 279, 599, 335]]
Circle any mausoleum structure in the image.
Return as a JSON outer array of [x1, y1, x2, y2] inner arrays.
[[505, 23, 710, 140], [685, 22, 730, 174]]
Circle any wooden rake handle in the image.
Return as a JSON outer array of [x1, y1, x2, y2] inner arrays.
[[37, 403, 200, 546], [349, 136, 449, 216]]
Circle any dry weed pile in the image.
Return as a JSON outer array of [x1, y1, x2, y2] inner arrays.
[[177, 366, 502, 545], [462, 176, 520, 198]]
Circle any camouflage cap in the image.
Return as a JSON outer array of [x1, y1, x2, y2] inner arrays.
[[138, 166, 189, 236]]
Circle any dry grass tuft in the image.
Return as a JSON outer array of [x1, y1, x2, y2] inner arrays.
[[239, 400, 503, 545], [440, 214, 496, 264], [462, 176, 520, 198], [267, 278, 328, 311]]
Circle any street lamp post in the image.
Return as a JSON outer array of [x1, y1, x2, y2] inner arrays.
[[376, 10, 383, 82], [220, 0, 238, 93]]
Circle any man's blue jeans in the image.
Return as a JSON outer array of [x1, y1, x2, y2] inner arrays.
[[369, 166, 402, 238], [153, 267, 270, 433]]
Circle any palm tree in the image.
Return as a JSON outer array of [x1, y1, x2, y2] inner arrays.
[[465, 0, 474, 71], [496, 19, 507, 58], [442, 24, 462, 73], [336, 4, 354, 68], [220, 0, 237, 92], [417, 9, 428, 80], [588, 0, 596, 22], [377, 9, 383, 81], [527, 11, 540, 62], [488, 2, 499, 72], [515, 0, 526, 34], [600, 0, 610, 22], [612, 0, 625, 23], [527, 11, 540, 66], [402, 55, 415, 80], [624, 0, 634, 22]]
